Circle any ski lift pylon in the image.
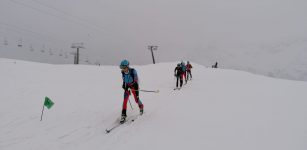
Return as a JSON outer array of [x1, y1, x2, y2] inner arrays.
[[3, 37, 8, 46], [17, 38, 22, 47]]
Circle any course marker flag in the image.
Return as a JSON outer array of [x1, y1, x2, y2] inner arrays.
[[40, 97, 55, 121]]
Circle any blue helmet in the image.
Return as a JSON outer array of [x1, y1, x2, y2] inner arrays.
[[120, 59, 129, 69]]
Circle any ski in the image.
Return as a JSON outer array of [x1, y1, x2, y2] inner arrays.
[[105, 114, 141, 134], [173, 87, 181, 90], [105, 123, 121, 134]]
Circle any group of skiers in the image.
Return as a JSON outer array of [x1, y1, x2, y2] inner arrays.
[[117, 59, 193, 123], [174, 61, 193, 89]]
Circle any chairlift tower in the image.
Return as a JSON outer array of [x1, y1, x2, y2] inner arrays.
[[41, 45, 45, 53], [3, 37, 8, 46], [49, 48, 53, 55], [59, 49, 63, 56], [148, 45, 158, 64], [30, 44, 34, 51], [71, 43, 84, 64], [18, 38, 22, 47]]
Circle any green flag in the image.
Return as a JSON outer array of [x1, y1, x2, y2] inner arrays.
[[44, 97, 54, 109]]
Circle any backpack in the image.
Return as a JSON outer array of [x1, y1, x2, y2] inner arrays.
[[175, 66, 183, 76]]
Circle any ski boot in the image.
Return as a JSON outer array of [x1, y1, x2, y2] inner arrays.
[[140, 107, 144, 115], [120, 115, 126, 124], [120, 110, 127, 124]]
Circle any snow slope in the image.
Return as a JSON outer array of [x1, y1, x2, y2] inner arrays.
[[1, 58, 307, 150]]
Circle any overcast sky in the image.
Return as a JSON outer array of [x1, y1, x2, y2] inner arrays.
[[1, 0, 307, 67]]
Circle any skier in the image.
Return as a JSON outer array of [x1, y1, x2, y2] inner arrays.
[[181, 61, 187, 84], [174, 63, 183, 89], [119, 60, 144, 123], [212, 62, 218, 68], [186, 61, 193, 80]]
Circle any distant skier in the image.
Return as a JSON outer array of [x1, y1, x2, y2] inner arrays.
[[181, 61, 187, 84], [186, 61, 193, 80], [119, 60, 144, 123], [212, 62, 218, 68], [174, 63, 183, 89]]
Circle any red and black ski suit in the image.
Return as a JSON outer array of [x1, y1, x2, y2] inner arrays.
[[121, 68, 144, 116], [186, 63, 193, 80]]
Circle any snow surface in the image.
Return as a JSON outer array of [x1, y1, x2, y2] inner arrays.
[[1, 58, 307, 150]]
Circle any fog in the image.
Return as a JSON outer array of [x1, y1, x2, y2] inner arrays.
[[1, 0, 307, 80]]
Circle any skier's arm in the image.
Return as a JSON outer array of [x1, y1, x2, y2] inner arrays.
[[174, 68, 177, 75], [132, 69, 138, 83], [130, 69, 139, 89], [122, 81, 126, 89]]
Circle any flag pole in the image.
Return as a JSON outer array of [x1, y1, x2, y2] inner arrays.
[[40, 104, 45, 121]]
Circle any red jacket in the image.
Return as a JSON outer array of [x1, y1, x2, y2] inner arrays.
[[186, 64, 192, 71]]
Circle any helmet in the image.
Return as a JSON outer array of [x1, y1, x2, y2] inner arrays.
[[181, 61, 185, 65], [187, 61, 190, 64], [177, 63, 181, 67], [120, 59, 129, 69]]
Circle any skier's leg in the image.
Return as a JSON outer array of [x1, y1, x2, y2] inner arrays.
[[184, 72, 187, 83], [131, 89, 143, 109], [188, 70, 192, 79], [176, 76, 179, 87], [187, 71, 189, 80], [120, 91, 130, 123], [122, 91, 130, 116], [131, 89, 144, 115], [180, 74, 183, 87]]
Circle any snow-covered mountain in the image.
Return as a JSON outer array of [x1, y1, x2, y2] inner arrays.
[[1, 58, 306, 150]]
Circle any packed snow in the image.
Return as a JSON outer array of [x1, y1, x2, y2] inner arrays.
[[1, 58, 307, 150]]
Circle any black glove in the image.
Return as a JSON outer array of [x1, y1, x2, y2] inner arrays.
[[129, 82, 138, 90], [122, 82, 125, 89], [122, 83, 129, 91]]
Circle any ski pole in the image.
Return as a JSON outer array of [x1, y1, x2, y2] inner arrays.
[[127, 90, 133, 110], [128, 99, 133, 110], [137, 89, 159, 93]]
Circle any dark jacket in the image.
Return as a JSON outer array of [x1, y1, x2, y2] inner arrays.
[[174, 66, 183, 76]]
